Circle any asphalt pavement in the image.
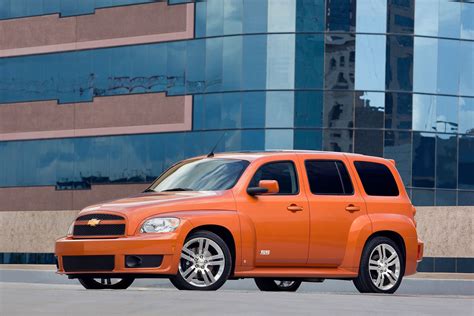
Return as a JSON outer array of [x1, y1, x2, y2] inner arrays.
[[0, 266, 473, 315]]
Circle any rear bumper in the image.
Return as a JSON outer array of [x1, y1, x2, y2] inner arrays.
[[55, 233, 180, 275]]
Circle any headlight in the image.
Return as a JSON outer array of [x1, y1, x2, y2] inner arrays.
[[67, 221, 75, 236], [140, 217, 180, 233]]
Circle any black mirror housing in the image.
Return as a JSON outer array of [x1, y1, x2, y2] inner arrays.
[[247, 187, 268, 196]]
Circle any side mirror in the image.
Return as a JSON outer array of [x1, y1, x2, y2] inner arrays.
[[247, 180, 279, 196]]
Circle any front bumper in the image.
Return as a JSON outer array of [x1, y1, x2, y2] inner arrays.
[[55, 233, 180, 275]]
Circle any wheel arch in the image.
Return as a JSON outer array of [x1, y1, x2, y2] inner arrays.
[[365, 230, 407, 264]]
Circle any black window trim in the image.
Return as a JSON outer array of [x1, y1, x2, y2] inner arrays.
[[304, 159, 355, 196], [248, 160, 300, 196]]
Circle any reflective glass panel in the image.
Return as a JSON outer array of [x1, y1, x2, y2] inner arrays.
[[324, 34, 355, 90], [459, 136, 474, 190], [265, 129, 294, 150], [205, 37, 223, 93], [436, 134, 457, 189], [413, 37, 438, 94], [294, 129, 323, 150], [436, 96, 458, 134], [242, 92, 265, 128], [458, 191, 474, 206], [242, 35, 267, 90], [459, 97, 474, 135], [222, 36, 242, 92], [354, 130, 383, 157], [295, 34, 324, 89], [296, 0, 325, 32], [266, 34, 295, 90], [355, 35, 386, 91], [267, 0, 296, 32], [459, 41, 473, 97], [384, 131, 412, 186], [325, 0, 355, 32], [223, 0, 243, 35], [242, 0, 267, 34], [354, 91, 385, 128], [461, 2, 474, 40], [356, 0, 387, 33], [414, 0, 439, 37], [387, 0, 414, 34], [412, 132, 436, 188], [436, 190, 457, 206], [386, 35, 413, 92], [205, 0, 224, 37], [413, 94, 437, 132], [323, 91, 354, 128], [438, 0, 461, 39], [412, 189, 435, 206], [385, 92, 412, 130], [294, 91, 323, 128], [265, 92, 294, 128], [323, 129, 353, 153], [437, 39, 460, 96]]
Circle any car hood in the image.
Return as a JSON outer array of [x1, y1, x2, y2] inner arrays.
[[79, 190, 237, 221]]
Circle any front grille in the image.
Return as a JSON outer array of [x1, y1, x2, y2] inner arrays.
[[73, 224, 125, 236], [77, 214, 124, 221], [63, 255, 114, 272]]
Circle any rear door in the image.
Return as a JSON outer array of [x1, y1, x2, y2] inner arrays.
[[297, 154, 367, 267]]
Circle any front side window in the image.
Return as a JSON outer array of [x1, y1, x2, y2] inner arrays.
[[305, 160, 354, 195], [249, 161, 298, 195], [148, 158, 249, 192], [354, 161, 399, 196]]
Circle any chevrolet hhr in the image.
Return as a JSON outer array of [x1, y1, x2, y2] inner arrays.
[[55, 151, 423, 294]]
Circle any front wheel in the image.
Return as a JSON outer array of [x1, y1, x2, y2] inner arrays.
[[170, 230, 232, 291], [254, 278, 302, 292], [353, 236, 404, 294], [78, 277, 134, 290]]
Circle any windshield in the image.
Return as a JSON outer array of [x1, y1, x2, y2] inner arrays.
[[147, 158, 250, 192]]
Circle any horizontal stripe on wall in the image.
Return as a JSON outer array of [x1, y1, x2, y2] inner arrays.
[[1, 253, 472, 273], [0, 2, 194, 57]]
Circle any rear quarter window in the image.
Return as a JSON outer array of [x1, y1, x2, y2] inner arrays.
[[354, 161, 399, 196]]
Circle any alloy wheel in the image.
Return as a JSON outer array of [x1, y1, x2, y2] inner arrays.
[[368, 243, 401, 291], [178, 237, 226, 287]]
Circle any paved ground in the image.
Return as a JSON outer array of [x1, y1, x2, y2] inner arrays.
[[0, 267, 473, 315]]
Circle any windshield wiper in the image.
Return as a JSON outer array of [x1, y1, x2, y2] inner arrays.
[[161, 188, 193, 192], [143, 188, 156, 193]]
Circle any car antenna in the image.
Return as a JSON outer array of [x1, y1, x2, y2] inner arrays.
[[207, 132, 226, 158]]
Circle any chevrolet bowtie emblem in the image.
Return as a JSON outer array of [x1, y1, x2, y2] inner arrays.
[[87, 218, 101, 227]]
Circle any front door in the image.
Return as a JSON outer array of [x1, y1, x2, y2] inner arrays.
[[236, 159, 310, 266], [297, 154, 367, 267]]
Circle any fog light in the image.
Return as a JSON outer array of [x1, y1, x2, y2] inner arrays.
[[125, 255, 142, 268]]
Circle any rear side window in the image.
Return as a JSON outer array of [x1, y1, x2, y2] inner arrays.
[[249, 161, 298, 195], [305, 160, 354, 195], [354, 161, 399, 196]]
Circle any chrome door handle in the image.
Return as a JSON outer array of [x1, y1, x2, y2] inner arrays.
[[345, 204, 360, 212], [287, 204, 303, 212]]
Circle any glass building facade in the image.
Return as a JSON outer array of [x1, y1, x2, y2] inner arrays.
[[0, 0, 473, 206]]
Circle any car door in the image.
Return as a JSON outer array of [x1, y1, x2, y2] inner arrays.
[[297, 154, 367, 267], [235, 158, 310, 266]]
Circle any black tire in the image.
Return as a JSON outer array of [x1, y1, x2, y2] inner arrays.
[[254, 278, 302, 292], [170, 230, 232, 291], [353, 236, 404, 294], [78, 277, 134, 290]]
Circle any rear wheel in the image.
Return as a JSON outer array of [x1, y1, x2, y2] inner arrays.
[[78, 277, 134, 290], [170, 230, 232, 291], [254, 278, 302, 292], [353, 236, 404, 294]]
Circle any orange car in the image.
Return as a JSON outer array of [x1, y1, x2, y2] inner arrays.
[[55, 151, 423, 294]]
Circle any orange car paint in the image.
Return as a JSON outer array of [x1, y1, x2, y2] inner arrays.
[[55, 151, 423, 279]]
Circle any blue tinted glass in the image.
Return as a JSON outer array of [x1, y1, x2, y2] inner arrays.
[[205, 0, 224, 37], [266, 34, 295, 90], [461, 2, 474, 40], [387, 0, 414, 34], [203, 93, 222, 129], [195, 0, 207, 38], [413, 37, 438, 94], [414, 0, 438, 37], [438, 0, 461, 39], [265, 92, 294, 128], [294, 129, 322, 150], [412, 132, 435, 188], [354, 91, 384, 128], [325, 0, 355, 32], [167, 41, 186, 95], [412, 94, 436, 132], [268, 0, 295, 32], [186, 39, 206, 94], [459, 41, 473, 97], [265, 129, 293, 150], [412, 189, 434, 206], [436, 190, 457, 206], [385, 92, 412, 130], [324, 34, 355, 90], [222, 36, 242, 92], [354, 130, 383, 157], [241, 129, 265, 151], [147, 44, 167, 93], [384, 131, 412, 186], [223, 0, 243, 35], [386, 35, 413, 92], [205, 37, 223, 93], [295, 34, 324, 89], [458, 191, 474, 206], [294, 91, 323, 128], [459, 97, 474, 135], [355, 35, 386, 91], [221, 93, 241, 129], [356, 0, 387, 33], [242, 35, 267, 90], [242, 92, 265, 128], [437, 39, 460, 95], [459, 136, 474, 190], [436, 134, 457, 189], [296, 0, 324, 32], [193, 94, 205, 130], [436, 96, 458, 134], [243, 0, 267, 33]]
